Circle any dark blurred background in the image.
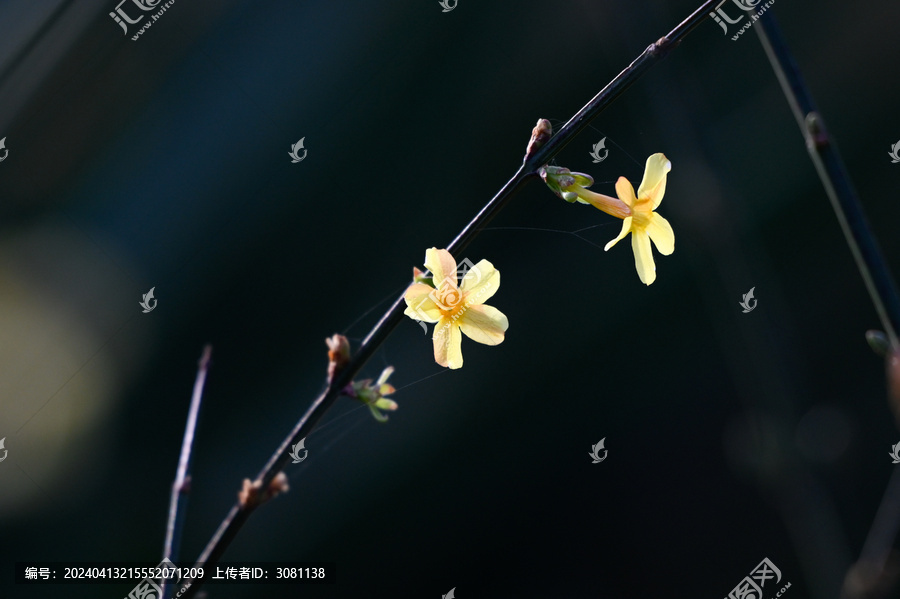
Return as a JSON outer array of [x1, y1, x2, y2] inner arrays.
[[2, 0, 899, 597]]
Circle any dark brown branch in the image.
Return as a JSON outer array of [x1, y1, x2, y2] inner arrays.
[[755, 13, 900, 349], [176, 3, 719, 596], [754, 11, 900, 599]]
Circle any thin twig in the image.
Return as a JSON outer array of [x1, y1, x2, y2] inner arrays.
[[161, 345, 212, 599], [755, 13, 900, 349], [860, 466, 900, 572], [755, 12, 900, 597], [177, 3, 719, 596]]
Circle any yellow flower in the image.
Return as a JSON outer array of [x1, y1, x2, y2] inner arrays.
[[404, 248, 508, 369], [540, 153, 675, 285]]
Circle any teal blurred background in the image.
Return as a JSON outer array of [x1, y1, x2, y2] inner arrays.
[[1, 0, 900, 597]]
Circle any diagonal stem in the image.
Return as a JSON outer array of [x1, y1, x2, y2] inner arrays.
[[161, 345, 212, 599], [176, 3, 719, 596], [755, 10, 900, 592], [755, 12, 900, 349]]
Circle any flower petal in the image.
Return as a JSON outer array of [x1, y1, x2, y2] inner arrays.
[[433, 318, 463, 369], [614, 176, 637, 208], [604, 216, 633, 251], [376, 366, 394, 386], [459, 304, 508, 346], [374, 397, 398, 411], [459, 259, 499, 303], [637, 153, 671, 209], [404, 283, 441, 322], [645, 213, 674, 256], [631, 230, 656, 285], [367, 404, 389, 422], [424, 248, 457, 288]]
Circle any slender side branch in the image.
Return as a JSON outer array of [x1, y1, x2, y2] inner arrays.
[[755, 12, 900, 598], [161, 345, 211, 599], [755, 13, 900, 349], [177, 3, 719, 596]]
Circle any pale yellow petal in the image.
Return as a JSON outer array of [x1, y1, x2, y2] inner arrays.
[[604, 216, 633, 251], [376, 366, 394, 386], [433, 318, 463, 369], [614, 176, 637, 208], [458, 304, 508, 346], [631, 230, 656, 285], [404, 282, 434, 302], [637, 153, 671, 209], [459, 259, 499, 304], [403, 283, 441, 322], [424, 248, 457, 287], [404, 303, 441, 323], [645, 213, 674, 256]]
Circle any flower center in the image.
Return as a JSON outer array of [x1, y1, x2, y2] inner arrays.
[[433, 284, 467, 318], [631, 197, 653, 229]]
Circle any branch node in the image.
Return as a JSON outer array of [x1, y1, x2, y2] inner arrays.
[[804, 111, 829, 148], [650, 36, 674, 58], [326, 334, 351, 385], [524, 118, 552, 162], [238, 472, 290, 510]]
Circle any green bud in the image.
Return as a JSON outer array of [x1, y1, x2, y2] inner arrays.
[[866, 330, 890, 357]]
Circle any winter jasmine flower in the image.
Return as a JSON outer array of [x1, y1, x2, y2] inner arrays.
[[540, 153, 675, 285], [404, 248, 508, 369]]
